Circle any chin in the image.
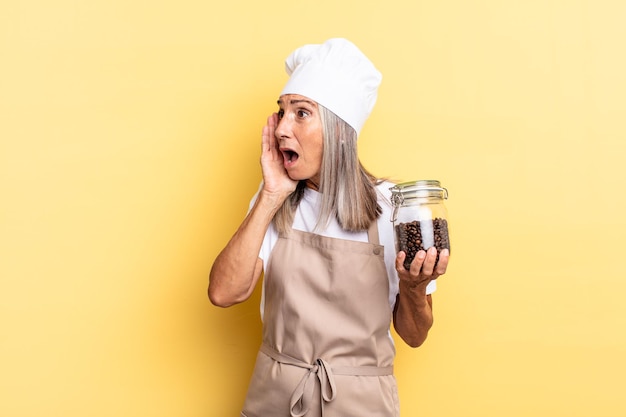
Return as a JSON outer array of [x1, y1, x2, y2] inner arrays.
[[286, 171, 307, 182]]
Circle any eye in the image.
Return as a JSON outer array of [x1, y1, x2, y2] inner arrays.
[[297, 109, 310, 118], [277, 109, 284, 119]]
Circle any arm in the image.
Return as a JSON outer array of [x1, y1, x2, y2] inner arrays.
[[392, 247, 449, 347], [208, 192, 285, 307], [208, 113, 297, 307]]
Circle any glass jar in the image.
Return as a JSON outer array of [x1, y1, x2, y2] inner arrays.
[[390, 180, 450, 270]]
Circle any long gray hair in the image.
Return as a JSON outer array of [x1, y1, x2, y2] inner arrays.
[[273, 105, 381, 234]]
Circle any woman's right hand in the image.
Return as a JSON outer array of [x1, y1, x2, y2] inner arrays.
[[260, 113, 298, 198]]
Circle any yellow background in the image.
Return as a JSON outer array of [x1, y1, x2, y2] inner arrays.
[[2, 0, 625, 416]]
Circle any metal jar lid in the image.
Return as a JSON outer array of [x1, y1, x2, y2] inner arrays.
[[390, 180, 448, 207]]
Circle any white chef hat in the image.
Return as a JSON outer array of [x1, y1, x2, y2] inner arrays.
[[280, 38, 382, 136]]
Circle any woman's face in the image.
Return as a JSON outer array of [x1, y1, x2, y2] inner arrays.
[[275, 94, 324, 189]]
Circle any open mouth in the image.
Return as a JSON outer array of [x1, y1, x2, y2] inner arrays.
[[281, 149, 299, 166]]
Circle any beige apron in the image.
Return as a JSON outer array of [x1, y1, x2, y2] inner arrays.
[[241, 219, 400, 417]]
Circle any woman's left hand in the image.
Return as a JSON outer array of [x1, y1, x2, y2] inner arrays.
[[395, 247, 449, 291]]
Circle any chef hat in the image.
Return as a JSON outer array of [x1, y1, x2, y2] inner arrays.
[[280, 38, 382, 136]]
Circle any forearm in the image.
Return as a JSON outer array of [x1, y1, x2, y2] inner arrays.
[[208, 190, 287, 307], [393, 281, 433, 348]]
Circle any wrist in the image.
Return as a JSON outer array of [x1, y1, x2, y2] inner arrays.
[[399, 278, 430, 297], [256, 188, 290, 212]]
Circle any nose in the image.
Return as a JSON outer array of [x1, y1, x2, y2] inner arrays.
[[274, 114, 291, 139]]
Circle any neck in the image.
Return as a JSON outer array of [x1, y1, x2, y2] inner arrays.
[[305, 177, 320, 191]]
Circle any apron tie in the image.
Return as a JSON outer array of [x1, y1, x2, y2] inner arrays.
[[260, 344, 392, 417], [290, 358, 336, 417], [260, 344, 337, 417]]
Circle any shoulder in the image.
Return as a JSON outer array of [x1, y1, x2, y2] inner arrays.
[[373, 180, 397, 249], [247, 181, 264, 212], [374, 180, 397, 220], [375, 180, 396, 202]]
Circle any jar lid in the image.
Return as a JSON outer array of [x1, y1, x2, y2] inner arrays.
[[389, 179, 448, 203]]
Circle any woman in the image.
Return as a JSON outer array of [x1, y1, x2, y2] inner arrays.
[[209, 38, 449, 417]]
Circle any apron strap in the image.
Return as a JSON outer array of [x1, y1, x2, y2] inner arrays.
[[260, 344, 393, 417], [367, 218, 380, 246]]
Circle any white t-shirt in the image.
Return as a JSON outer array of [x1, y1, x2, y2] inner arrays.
[[250, 181, 436, 318]]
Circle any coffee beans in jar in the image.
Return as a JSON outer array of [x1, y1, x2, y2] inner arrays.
[[395, 218, 450, 270], [390, 180, 450, 270]]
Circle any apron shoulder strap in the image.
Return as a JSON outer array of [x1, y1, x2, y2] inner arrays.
[[366, 218, 380, 246]]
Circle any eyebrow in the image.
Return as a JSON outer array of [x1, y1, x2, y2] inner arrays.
[[277, 99, 317, 106]]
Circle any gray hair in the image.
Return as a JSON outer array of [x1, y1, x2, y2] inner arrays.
[[273, 105, 381, 234]]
